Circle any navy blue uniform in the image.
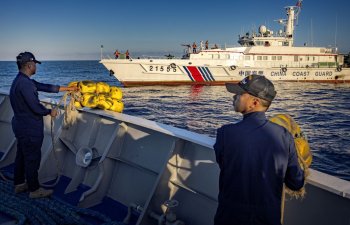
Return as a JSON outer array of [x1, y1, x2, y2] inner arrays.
[[10, 72, 59, 191], [214, 112, 304, 225]]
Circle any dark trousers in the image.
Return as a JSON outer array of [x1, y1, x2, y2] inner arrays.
[[14, 136, 43, 192]]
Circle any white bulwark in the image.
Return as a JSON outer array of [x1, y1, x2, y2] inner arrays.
[[100, 1, 350, 86]]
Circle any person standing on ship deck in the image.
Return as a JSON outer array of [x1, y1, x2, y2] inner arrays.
[[205, 40, 209, 50], [213, 75, 305, 225], [10, 52, 78, 199], [114, 49, 120, 59], [192, 42, 197, 53]]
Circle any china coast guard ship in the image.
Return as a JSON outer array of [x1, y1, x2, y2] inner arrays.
[[100, 1, 350, 86]]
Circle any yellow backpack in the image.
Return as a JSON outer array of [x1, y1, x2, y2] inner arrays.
[[270, 114, 312, 198]]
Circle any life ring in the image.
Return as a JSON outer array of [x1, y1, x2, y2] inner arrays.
[[281, 67, 287, 73], [230, 65, 237, 70], [336, 66, 342, 72], [170, 63, 176, 69]]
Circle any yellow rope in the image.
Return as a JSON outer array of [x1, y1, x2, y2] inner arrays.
[[42, 91, 80, 187], [281, 185, 286, 224]]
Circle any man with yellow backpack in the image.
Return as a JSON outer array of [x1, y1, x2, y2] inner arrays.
[[214, 75, 308, 225]]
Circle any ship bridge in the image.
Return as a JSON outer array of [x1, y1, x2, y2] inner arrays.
[[238, 2, 301, 48]]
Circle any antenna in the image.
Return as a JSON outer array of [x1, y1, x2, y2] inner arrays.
[[295, 0, 302, 26], [335, 14, 338, 47], [100, 45, 103, 60], [311, 19, 313, 47]]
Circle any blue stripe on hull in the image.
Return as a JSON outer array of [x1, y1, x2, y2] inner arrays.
[[198, 67, 210, 81], [204, 67, 215, 81]]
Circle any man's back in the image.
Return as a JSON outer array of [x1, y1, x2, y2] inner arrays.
[[214, 112, 304, 225]]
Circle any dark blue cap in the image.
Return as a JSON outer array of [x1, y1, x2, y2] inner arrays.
[[16, 52, 41, 64], [226, 75, 276, 102]]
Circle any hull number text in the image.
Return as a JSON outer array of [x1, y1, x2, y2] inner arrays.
[[149, 65, 177, 73]]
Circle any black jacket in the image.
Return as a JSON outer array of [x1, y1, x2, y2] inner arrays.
[[10, 72, 59, 137], [214, 111, 304, 225]]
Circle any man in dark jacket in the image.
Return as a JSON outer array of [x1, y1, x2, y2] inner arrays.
[[214, 75, 305, 225], [10, 52, 77, 198]]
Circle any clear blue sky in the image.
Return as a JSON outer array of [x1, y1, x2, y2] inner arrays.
[[0, 0, 349, 60]]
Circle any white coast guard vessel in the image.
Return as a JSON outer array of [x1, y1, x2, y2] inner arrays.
[[100, 1, 350, 86]]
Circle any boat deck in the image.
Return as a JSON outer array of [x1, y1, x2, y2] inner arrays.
[[0, 168, 135, 225], [1, 90, 350, 225]]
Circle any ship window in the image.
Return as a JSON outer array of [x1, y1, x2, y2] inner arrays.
[[257, 56, 262, 60], [272, 56, 276, 60], [306, 56, 310, 61], [283, 42, 289, 46], [245, 56, 250, 60], [263, 56, 268, 60], [224, 55, 228, 59], [277, 56, 282, 60], [313, 56, 316, 61], [255, 41, 262, 46]]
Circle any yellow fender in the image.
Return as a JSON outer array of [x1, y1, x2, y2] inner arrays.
[[97, 94, 114, 110], [79, 81, 96, 94], [96, 82, 111, 94], [110, 99, 124, 113], [68, 80, 124, 112], [81, 93, 98, 108], [109, 86, 123, 100]]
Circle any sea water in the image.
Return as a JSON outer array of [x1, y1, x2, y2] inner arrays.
[[1, 61, 349, 181]]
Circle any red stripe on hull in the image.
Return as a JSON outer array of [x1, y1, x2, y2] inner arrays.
[[187, 66, 205, 82]]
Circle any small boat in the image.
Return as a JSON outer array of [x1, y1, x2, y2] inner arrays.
[[100, 1, 350, 86], [0, 89, 349, 224]]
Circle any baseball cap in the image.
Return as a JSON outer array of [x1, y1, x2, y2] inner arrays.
[[16, 52, 41, 64], [226, 75, 276, 102]]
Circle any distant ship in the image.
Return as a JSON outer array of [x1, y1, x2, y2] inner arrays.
[[100, 0, 350, 86]]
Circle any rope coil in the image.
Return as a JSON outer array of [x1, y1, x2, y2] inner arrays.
[[43, 91, 81, 188]]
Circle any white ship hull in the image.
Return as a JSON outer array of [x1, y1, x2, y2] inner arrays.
[[100, 58, 350, 86]]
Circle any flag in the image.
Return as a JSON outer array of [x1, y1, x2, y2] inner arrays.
[[296, 0, 302, 8]]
